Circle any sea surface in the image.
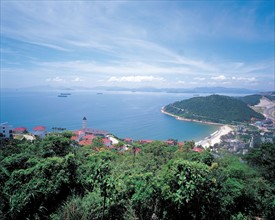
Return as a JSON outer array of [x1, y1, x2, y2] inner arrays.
[[1, 90, 223, 141]]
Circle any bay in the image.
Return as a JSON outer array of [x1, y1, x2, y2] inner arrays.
[[1, 90, 219, 141]]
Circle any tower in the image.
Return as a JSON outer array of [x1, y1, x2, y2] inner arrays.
[[82, 117, 87, 130]]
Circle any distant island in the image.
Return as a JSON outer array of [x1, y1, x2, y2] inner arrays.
[[163, 94, 265, 124], [3, 85, 261, 94]]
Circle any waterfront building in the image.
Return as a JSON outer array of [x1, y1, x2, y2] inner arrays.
[[124, 138, 133, 143], [0, 122, 13, 138], [33, 126, 46, 138], [13, 127, 27, 134]]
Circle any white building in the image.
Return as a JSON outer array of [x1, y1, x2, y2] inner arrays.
[[33, 126, 47, 138], [0, 122, 13, 138]]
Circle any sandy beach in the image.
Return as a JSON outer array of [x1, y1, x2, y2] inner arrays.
[[161, 107, 234, 148], [195, 125, 233, 148]]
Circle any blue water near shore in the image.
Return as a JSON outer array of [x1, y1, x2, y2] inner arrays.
[[1, 90, 220, 141]]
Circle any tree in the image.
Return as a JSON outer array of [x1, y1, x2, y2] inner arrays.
[[159, 159, 217, 219], [2, 153, 78, 219], [246, 143, 275, 182], [91, 137, 104, 149], [40, 133, 73, 157]]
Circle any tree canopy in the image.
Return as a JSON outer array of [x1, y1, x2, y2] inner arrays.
[[0, 134, 274, 219]]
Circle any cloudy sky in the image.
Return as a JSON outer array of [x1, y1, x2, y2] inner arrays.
[[1, 1, 274, 90]]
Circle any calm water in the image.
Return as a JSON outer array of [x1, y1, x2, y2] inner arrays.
[[1, 90, 220, 141]]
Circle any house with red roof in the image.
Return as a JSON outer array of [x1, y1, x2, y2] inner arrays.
[[124, 138, 133, 143], [13, 127, 27, 134], [33, 126, 46, 138], [71, 135, 78, 141], [138, 140, 154, 144], [79, 139, 92, 146], [83, 134, 96, 140], [103, 138, 111, 147], [193, 147, 204, 153], [72, 130, 85, 141], [164, 140, 175, 146], [134, 147, 141, 154]]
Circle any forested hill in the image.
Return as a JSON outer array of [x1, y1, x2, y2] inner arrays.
[[164, 94, 264, 124], [238, 94, 275, 105]]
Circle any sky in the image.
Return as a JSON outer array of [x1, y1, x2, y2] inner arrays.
[[1, 1, 274, 90]]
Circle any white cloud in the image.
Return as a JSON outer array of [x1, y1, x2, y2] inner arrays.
[[26, 41, 70, 51], [71, 77, 82, 82], [194, 77, 205, 81], [1, 2, 273, 90], [108, 75, 165, 83], [45, 76, 64, 82], [211, 75, 227, 81], [232, 76, 257, 82]]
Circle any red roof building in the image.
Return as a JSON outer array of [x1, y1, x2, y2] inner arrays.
[[74, 130, 85, 136], [103, 138, 111, 147], [33, 126, 46, 131], [164, 140, 174, 145], [79, 140, 92, 146], [135, 147, 141, 154], [71, 136, 78, 141], [83, 134, 96, 140], [138, 140, 154, 144], [193, 147, 204, 153], [13, 127, 27, 133], [124, 138, 133, 143]]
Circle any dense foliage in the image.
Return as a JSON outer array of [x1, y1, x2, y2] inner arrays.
[[165, 95, 264, 123], [237, 95, 263, 106], [0, 134, 274, 219], [238, 94, 275, 106]]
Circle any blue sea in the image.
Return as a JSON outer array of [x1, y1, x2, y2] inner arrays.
[[1, 90, 221, 141]]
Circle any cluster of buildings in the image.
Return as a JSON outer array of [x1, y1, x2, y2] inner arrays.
[[254, 118, 274, 129], [215, 121, 275, 155], [1, 117, 208, 154], [0, 122, 46, 140]]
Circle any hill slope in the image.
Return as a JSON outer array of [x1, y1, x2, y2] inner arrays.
[[238, 94, 275, 105], [164, 95, 264, 124]]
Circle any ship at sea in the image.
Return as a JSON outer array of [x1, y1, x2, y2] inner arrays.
[[58, 93, 71, 97], [58, 94, 67, 97], [60, 93, 71, 95]]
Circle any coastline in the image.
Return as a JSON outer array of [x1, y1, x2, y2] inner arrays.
[[161, 107, 224, 126], [195, 125, 233, 148], [161, 107, 234, 148]]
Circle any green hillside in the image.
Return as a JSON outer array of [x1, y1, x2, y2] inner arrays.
[[164, 95, 264, 124], [238, 94, 275, 105], [238, 94, 263, 106]]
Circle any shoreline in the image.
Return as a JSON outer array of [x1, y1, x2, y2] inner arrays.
[[195, 125, 233, 148], [161, 107, 234, 148], [161, 107, 225, 126]]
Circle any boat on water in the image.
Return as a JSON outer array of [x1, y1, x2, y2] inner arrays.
[[97, 92, 103, 95], [60, 93, 71, 95], [58, 95, 67, 97]]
